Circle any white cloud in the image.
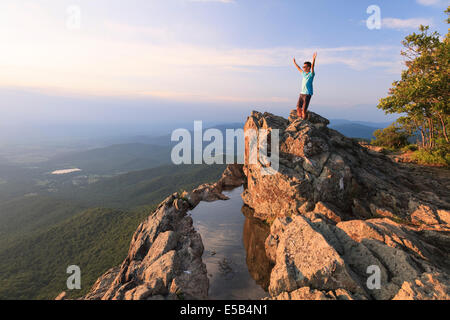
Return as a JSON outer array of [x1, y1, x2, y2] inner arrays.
[[416, 0, 448, 6], [382, 17, 433, 30]]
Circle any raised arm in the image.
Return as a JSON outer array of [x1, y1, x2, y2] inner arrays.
[[311, 52, 317, 73], [293, 57, 303, 73]]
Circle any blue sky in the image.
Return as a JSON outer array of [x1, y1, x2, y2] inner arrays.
[[0, 0, 449, 130]]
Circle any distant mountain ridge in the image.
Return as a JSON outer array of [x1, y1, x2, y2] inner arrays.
[[328, 119, 390, 140], [329, 119, 389, 140], [126, 122, 245, 146], [45, 143, 171, 174], [330, 119, 391, 128]]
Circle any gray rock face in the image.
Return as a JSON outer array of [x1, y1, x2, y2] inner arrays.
[[268, 215, 362, 297], [243, 110, 450, 300], [266, 216, 450, 300], [84, 193, 207, 300]]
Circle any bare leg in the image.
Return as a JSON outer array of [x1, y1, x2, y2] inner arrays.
[[296, 95, 303, 118], [303, 95, 311, 120]]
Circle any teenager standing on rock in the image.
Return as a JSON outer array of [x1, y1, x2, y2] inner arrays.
[[293, 52, 317, 120]]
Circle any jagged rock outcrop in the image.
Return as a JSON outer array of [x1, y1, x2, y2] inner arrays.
[[243, 110, 450, 300], [81, 164, 245, 300], [243, 110, 450, 226]]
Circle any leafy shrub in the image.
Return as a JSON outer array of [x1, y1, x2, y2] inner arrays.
[[401, 144, 418, 152], [371, 125, 410, 149], [412, 146, 450, 166]]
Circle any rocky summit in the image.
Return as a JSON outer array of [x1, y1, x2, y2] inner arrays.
[[63, 110, 449, 300], [243, 110, 450, 300]]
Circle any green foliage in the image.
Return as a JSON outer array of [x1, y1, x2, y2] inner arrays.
[[54, 164, 226, 209], [0, 207, 149, 300], [372, 124, 410, 149], [0, 196, 85, 247], [377, 8, 450, 155], [401, 144, 419, 152], [412, 144, 450, 166]]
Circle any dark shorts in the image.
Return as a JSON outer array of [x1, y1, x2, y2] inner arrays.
[[297, 94, 312, 111]]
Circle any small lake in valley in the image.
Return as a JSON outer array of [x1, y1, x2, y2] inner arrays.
[[51, 168, 82, 175]]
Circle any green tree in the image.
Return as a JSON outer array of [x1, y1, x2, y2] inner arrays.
[[372, 124, 410, 149], [377, 7, 449, 151]]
